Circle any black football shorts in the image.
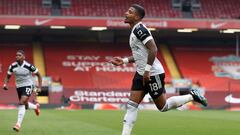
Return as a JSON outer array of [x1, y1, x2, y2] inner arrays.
[[16, 85, 33, 99], [131, 72, 166, 99]]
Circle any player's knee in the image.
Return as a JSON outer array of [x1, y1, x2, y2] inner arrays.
[[160, 108, 167, 112], [158, 103, 168, 112], [155, 105, 163, 111], [127, 100, 138, 110], [25, 103, 29, 109], [153, 102, 166, 112], [19, 101, 24, 105], [19, 100, 28, 105]]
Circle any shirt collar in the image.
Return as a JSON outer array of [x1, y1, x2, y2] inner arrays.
[[131, 21, 142, 33], [18, 60, 26, 67]]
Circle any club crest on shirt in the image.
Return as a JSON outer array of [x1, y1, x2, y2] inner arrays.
[[31, 65, 36, 71]]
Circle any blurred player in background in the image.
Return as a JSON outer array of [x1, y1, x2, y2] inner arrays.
[[110, 4, 208, 135], [2, 50, 42, 132]]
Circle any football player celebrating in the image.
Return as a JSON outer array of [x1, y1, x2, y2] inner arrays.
[[110, 4, 208, 135]]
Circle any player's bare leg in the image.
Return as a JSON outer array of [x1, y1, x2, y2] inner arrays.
[[122, 91, 145, 135]]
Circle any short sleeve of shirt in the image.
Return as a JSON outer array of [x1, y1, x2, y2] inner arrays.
[[7, 65, 13, 75], [30, 64, 38, 74], [133, 24, 153, 45]]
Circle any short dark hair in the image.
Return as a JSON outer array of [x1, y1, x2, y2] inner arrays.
[[131, 4, 145, 19], [17, 50, 25, 55]]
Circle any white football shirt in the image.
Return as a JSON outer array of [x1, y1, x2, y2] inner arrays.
[[129, 22, 165, 76], [7, 60, 38, 88]]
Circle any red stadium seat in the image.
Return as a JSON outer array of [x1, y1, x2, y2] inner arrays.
[[61, 0, 182, 18], [0, 0, 51, 16], [192, 0, 240, 19], [170, 44, 239, 91], [43, 43, 170, 89]]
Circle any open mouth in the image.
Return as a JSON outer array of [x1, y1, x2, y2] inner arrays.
[[124, 16, 128, 22]]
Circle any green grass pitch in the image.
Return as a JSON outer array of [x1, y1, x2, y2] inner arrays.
[[0, 109, 240, 135]]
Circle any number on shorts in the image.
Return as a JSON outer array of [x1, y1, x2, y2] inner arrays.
[[149, 82, 159, 92], [25, 87, 32, 95]]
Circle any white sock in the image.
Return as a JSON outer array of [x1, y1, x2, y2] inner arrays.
[[161, 94, 193, 112], [122, 100, 138, 135], [28, 102, 37, 109], [17, 105, 26, 126], [122, 124, 134, 135]]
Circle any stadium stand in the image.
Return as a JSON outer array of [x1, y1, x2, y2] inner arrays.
[[0, 0, 238, 19], [192, 0, 240, 19], [43, 43, 170, 89], [61, 0, 182, 18], [43, 43, 133, 89], [61, 0, 239, 19], [0, 42, 170, 104], [0, 0, 51, 16], [170, 44, 239, 91], [0, 0, 239, 108]]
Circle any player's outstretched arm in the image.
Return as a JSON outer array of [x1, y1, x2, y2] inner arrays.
[[127, 56, 135, 63], [110, 56, 135, 66], [3, 74, 11, 90], [110, 57, 124, 66]]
